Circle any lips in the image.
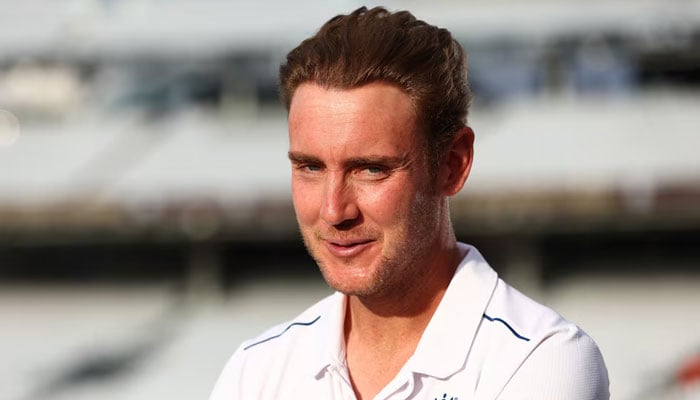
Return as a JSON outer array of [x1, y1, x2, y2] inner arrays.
[[323, 238, 374, 258]]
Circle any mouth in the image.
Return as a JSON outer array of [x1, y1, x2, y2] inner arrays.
[[322, 238, 374, 258]]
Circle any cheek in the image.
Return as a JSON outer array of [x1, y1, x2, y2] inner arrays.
[[357, 184, 410, 223], [291, 181, 319, 223]]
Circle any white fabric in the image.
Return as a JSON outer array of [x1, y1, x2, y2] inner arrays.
[[209, 243, 609, 399]]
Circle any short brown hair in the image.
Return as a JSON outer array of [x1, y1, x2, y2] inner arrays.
[[279, 6, 472, 170]]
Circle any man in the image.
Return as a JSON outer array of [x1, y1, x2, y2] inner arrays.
[[210, 6, 609, 400]]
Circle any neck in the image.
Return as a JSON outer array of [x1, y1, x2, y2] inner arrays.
[[344, 236, 464, 344], [341, 238, 465, 400]]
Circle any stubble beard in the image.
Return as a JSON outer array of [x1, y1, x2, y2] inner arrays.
[[299, 192, 442, 301]]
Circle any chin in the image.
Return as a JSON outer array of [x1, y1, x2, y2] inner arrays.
[[317, 260, 381, 296]]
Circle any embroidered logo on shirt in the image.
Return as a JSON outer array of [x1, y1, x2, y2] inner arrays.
[[435, 393, 458, 400]]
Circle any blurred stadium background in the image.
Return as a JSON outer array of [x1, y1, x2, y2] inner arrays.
[[1, 0, 699, 399]]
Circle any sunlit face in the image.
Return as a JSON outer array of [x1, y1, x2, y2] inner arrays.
[[288, 82, 448, 299]]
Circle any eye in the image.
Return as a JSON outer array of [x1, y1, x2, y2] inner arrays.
[[291, 161, 323, 174], [304, 164, 322, 172], [365, 166, 384, 174], [358, 165, 389, 179]]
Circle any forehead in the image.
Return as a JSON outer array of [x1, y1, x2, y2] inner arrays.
[[288, 82, 421, 152], [289, 81, 416, 121]]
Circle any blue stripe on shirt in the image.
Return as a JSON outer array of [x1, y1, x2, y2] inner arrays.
[[483, 313, 531, 342], [244, 315, 322, 351]]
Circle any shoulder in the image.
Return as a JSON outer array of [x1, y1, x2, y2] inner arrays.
[[208, 293, 337, 400], [478, 280, 609, 399], [485, 278, 571, 342], [240, 308, 324, 353], [499, 323, 610, 399], [241, 290, 336, 352]]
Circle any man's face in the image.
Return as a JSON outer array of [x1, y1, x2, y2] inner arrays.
[[288, 82, 447, 299]]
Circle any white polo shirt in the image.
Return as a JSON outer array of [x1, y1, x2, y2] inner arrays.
[[209, 243, 609, 400]]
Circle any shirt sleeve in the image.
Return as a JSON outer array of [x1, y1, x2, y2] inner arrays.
[[498, 327, 610, 400]]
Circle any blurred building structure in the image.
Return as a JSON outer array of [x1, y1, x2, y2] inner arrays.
[[1, 0, 699, 277], [1, 1, 699, 399]]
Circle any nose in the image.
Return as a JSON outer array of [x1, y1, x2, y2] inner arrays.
[[321, 173, 359, 227]]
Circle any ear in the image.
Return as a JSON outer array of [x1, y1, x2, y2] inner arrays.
[[439, 126, 474, 196]]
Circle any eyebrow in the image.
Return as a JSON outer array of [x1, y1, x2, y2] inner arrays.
[[288, 151, 322, 165], [288, 151, 408, 168], [344, 155, 408, 169]]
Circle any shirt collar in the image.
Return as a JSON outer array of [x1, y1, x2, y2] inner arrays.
[[407, 243, 499, 379], [309, 291, 347, 378]]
